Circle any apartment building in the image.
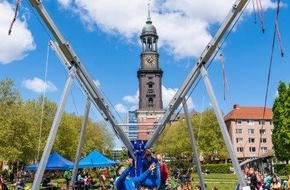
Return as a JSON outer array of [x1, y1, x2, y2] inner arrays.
[[224, 104, 274, 160]]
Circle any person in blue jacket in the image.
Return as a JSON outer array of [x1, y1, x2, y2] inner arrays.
[[141, 149, 161, 189], [115, 158, 156, 190]]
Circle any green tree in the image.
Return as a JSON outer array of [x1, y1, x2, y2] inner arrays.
[[154, 109, 228, 163], [119, 147, 129, 161], [0, 78, 23, 161], [22, 97, 57, 162], [272, 81, 290, 163], [0, 78, 115, 164]]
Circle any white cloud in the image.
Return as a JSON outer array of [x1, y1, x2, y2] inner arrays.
[[162, 86, 195, 111], [114, 103, 128, 114], [22, 77, 57, 94], [119, 85, 194, 113], [57, 0, 73, 9], [0, 1, 35, 64], [56, 0, 276, 60], [123, 91, 139, 104]]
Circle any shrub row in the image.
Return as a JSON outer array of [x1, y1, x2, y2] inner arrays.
[[168, 160, 234, 174], [168, 160, 290, 175], [273, 164, 290, 175]]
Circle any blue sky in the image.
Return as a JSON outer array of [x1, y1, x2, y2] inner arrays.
[[0, 0, 289, 146]]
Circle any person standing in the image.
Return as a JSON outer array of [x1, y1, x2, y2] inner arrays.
[[99, 170, 107, 190], [141, 149, 161, 190], [270, 175, 281, 190], [115, 158, 156, 190], [156, 154, 168, 190], [64, 170, 72, 189], [263, 171, 271, 190]]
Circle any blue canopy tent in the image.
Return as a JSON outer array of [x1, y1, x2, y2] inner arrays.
[[78, 149, 119, 168], [25, 151, 74, 171]]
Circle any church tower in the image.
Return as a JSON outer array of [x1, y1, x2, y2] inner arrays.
[[136, 6, 165, 140]]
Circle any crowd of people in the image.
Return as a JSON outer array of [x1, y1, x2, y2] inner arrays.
[[1, 153, 290, 190], [236, 166, 290, 190]]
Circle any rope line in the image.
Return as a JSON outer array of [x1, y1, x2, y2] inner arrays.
[[275, 0, 284, 57], [257, 0, 284, 159], [251, 0, 257, 24], [8, 0, 21, 35], [219, 53, 227, 100], [255, 0, 265, 33], [37, 42, 50, 160]]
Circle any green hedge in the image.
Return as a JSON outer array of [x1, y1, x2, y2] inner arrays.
[[168, 160, 234, 174], [196, 164, 234, 173], [273, 164, 290, 175], [168, 160, 290, 175]]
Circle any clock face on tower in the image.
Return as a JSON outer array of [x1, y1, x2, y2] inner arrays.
[[144, 55, 156, 68]]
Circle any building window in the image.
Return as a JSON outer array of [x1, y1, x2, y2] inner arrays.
[[236, 138, 243, 143], [260, 138, 267, 143], [236, 129, 242, 134], [248, 120, 254, 125], [270, 121, 273, 125], [270, 129, 273, 134], [237, 147, 244, 152], [260, 147, 267, 152], [260, 129, 266, 134], [249, 147, 256, 152], [248, 138, 255, 143], [236, 120, 242, 125], [148, 97, 154, 108], [259, 120, 265, 125], [248, 129, 255, 134]]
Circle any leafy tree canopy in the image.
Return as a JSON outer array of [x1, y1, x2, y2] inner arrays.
[[272, 81, 290, 162], [0, 78, 114, 165], [154, 109, 228, 163]]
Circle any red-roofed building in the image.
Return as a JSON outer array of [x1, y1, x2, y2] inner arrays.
[[224, 104, 274, 160]]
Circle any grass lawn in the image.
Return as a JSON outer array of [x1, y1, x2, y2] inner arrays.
[[190, 173, 239, 189]]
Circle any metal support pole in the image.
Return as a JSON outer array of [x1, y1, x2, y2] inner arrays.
[[146, 0, 249, 149], [182, 99, 206, 190], [31, 67, 76, 190], [199, 65, 247, 187], [71, 98, 91, 187]]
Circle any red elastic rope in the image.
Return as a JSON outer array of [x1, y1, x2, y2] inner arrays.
[[8, 0, 21, 35], [275, 0, 284, 57], [255, 0, 265, 33]]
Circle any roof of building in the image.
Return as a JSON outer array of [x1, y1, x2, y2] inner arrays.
[[169, 109, 199, 123], [224, 104, 273, 121]]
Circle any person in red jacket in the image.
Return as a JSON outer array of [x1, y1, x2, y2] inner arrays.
[[156, 154, 168, 190]]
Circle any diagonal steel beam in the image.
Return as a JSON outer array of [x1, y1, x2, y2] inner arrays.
[[29, 0, 135, 157], [146, 0, 249, 148]]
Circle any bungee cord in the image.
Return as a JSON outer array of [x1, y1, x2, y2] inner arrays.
[[255, 0, 265, 33], [37, 43, 50, 161], [8, 0, 21, 35], [257, 0, 284, 159], [251, 0, 257, 24], [274, 0, 284, 57], [219, 53, 228, 101]]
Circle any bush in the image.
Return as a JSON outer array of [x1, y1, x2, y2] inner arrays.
[[197, 164, 233, 174], [274, 164, 290, 175], [167, 161, 233, 174]]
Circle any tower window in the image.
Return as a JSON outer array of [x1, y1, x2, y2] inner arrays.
[[147, 81, 154, 88], [148, 97, 154, 108]]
